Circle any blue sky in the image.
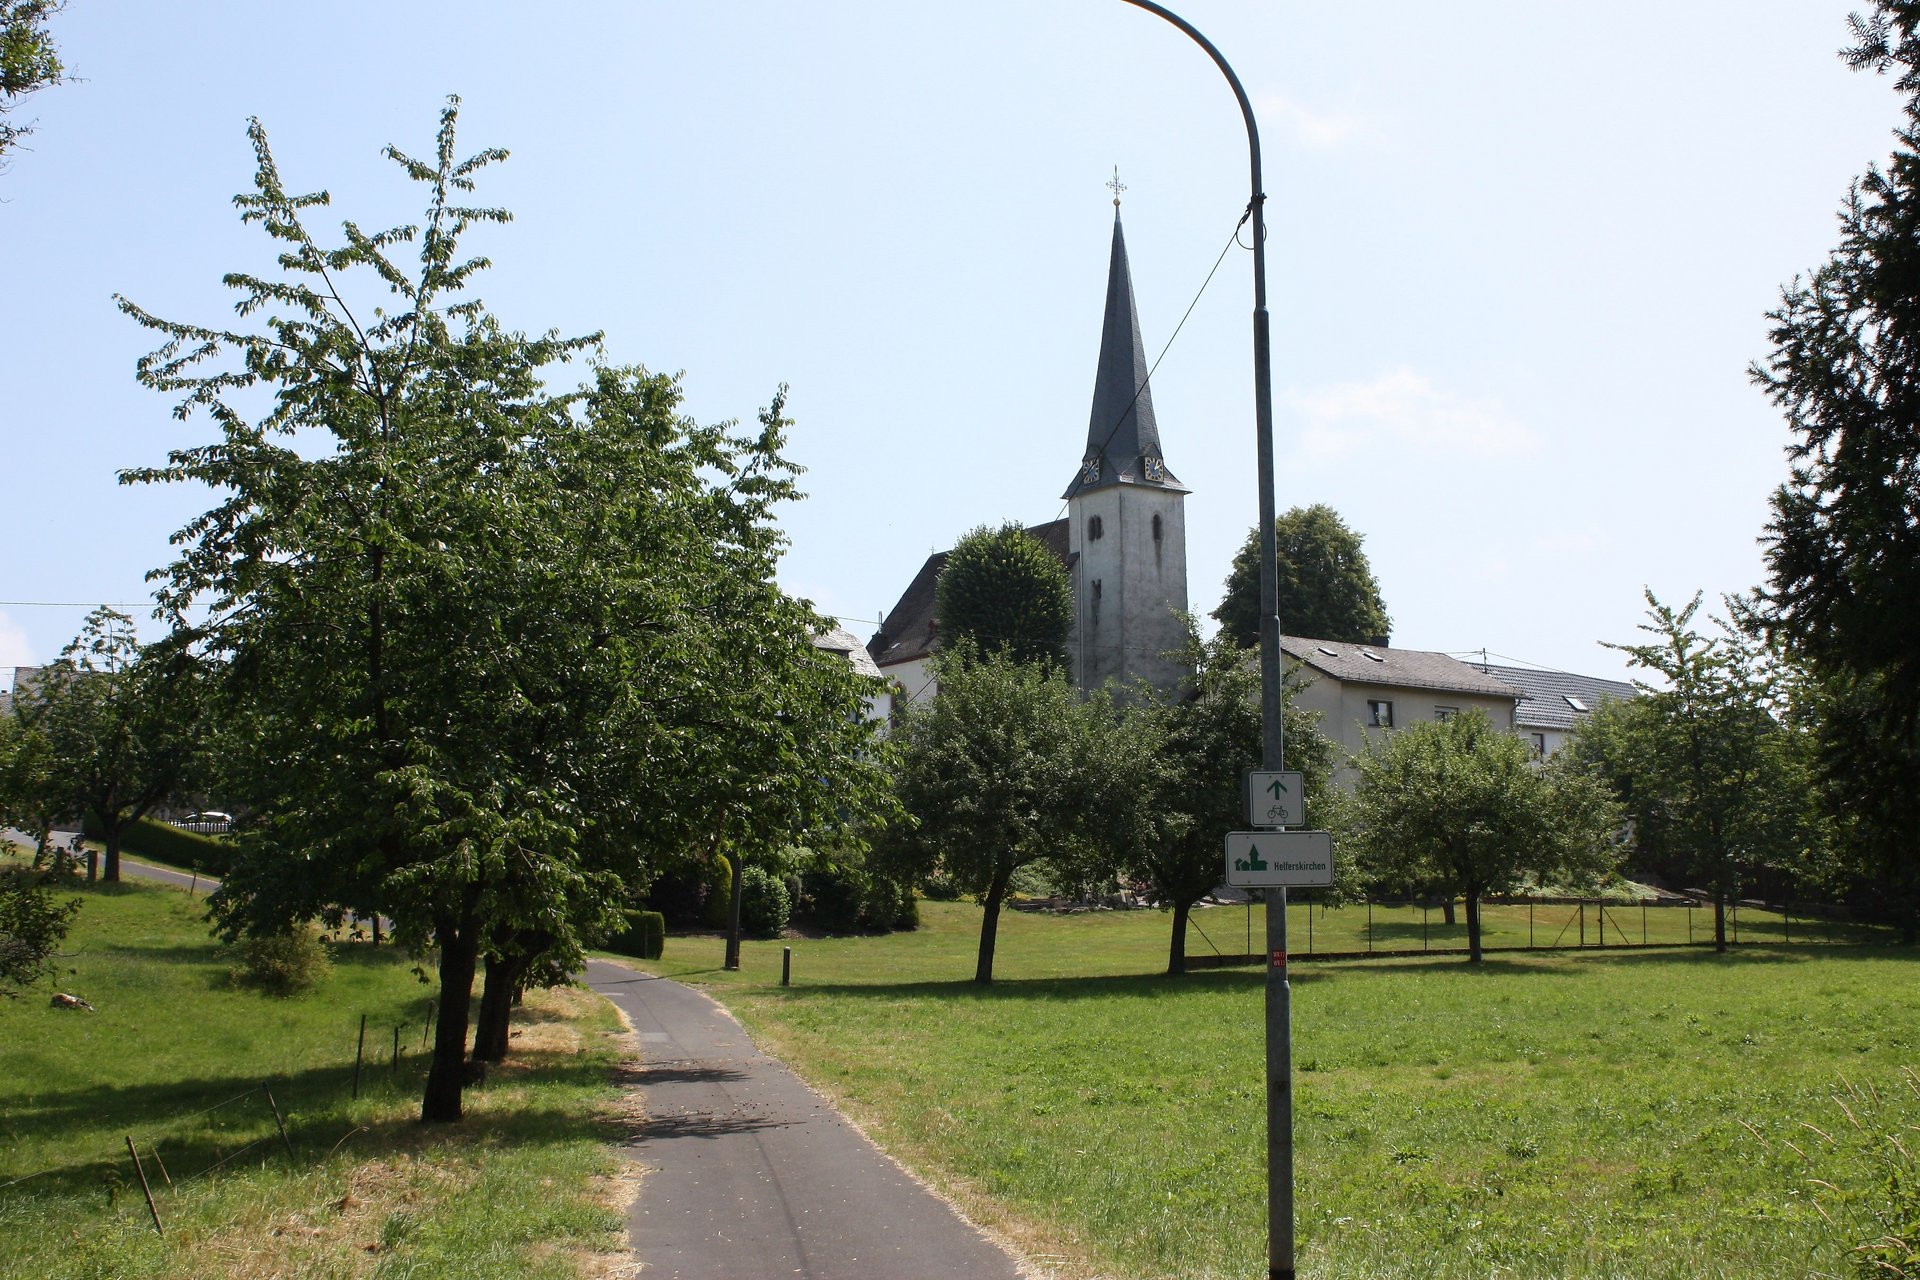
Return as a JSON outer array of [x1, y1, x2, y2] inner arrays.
[[0, 2, 1899, 688]]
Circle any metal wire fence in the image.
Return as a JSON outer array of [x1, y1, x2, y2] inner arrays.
[[1185, 895, 1897, 967]]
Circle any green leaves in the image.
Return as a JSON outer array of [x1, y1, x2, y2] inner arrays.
[[1345, 709, 1624, 958], [1213, 503, 1390, 648], [934, 522, 1074, 670]]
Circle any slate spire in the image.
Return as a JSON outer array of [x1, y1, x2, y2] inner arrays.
[[1063, 207, 1186, 499]]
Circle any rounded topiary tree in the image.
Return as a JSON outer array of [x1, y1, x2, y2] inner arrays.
[[935, 522, 1073, 669]]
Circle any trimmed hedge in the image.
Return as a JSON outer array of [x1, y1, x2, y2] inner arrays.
[[612, 909, 666, 960], [82, 812, 232, 874]]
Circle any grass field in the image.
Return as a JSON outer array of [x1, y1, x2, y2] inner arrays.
[[0, 870, 635, 1280], [641, 899, 1920, 1280]]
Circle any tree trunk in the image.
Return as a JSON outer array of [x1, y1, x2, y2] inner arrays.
[[1465, 891, 1483, 964], [421, 915, 480, 1123], [724, 849, 746, 971], [975, 870, 1009, 984], [1713, 893, 1727, 953], [1441, 897, 1456, 926], [473, 947, 528, 1064], [1168, 898, 1192, 976]]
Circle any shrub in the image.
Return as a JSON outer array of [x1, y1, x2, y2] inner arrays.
[[739, 865, 791, 939], [703, 853, 734, 928], [612, 910, 665, 960], [227, 929, 332, 997], [0, 869, 82, 996], [798, 859, 918, 934], [81, 812, 232, 874]]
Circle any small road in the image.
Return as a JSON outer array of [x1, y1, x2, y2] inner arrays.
[[2, 828, 212, 893], [584, 960, 1028, 1280]]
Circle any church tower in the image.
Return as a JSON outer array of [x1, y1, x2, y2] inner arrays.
[[1063, 199, 1191, 694]]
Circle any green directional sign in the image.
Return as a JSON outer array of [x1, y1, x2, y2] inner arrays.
[[1246, 770, 1305, 828], [1224, 830, 1334, 887]]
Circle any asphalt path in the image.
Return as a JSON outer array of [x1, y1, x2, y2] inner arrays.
[[585, 959, 1028, 1280], [2, 828, 212, 893], [6, 830, 1022, 1276]]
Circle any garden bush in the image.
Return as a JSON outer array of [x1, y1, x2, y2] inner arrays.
[[704, 853, 734, 928], [81, 812, 232, 873], [611, 909, 665, 960], [226, 929, 331, 996], [739, 865, 791, 939], [799, 859, 917, 934]]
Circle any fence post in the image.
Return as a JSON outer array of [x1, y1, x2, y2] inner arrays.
[[1785, 901, 1791, 945], [1579, 902, 1585, 948], [149, 1143, 173, 1189], [392, 1024, 402, 1077], [126, 1137, 163, 1236], [1423, 904, 1429, 951], [1642, 902, 1647, 945], [781, 946, 792, 987], [1308, 906, 1313, 955], [1368, 900, 1374, 953], [264, 1087, 295, 1159], [352, 1014, 367, 1100], [1529, 897, 1534, 949]]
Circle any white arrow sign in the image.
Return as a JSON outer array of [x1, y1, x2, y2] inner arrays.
[[1224, 830, 1334, 888], [1246, 770, 1305, 828]]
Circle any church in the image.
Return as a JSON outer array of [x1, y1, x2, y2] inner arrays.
[[866, 197, 1191, 703]]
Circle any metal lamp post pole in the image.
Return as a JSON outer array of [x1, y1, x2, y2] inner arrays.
[[1116, 5, 1291, 1276]]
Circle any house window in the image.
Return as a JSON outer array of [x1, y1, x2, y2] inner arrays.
[[1367, 699, 1394, 728], [1088, 515, 1104, 541], [1435, 706, 1459, 721], [1564, 694, 1588, 712], [1530, 732, 1547, 758]]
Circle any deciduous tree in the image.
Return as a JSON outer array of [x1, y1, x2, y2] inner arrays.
[[118, 103, 885, 1119], [885, 644, 1097, 982], [0, 0, 67, 170], [1572, 591, 1824, 950], [934, 522, 1073, 670], [1344, 709, 1621, 962], [27, 608, 201, 882], [1213, 504, 1390, 649], [1089, 628, 1335, 975]]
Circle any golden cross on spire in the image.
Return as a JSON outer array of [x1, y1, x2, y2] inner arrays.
[[1107, 165, 1127, 208]]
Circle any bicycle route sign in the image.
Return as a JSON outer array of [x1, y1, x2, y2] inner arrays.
[[1245, 769, 1305, 828]]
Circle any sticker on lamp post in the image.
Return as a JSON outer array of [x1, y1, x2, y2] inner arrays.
[[1225, 830, 1334, 888]]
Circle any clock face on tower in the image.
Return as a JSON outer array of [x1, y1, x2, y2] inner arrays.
[[1082, 457, 1101, 484], [1142, 455, 1166, 482]]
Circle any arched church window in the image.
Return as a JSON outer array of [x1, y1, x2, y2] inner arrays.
[[1152, 513, 1163, 542], [1088, 515, 1104, 541]]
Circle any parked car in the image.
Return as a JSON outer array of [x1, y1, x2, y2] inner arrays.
[[180, 811, 233, 833]]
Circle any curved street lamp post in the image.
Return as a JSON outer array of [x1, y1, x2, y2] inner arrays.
[[1115, 5, 1295, 1278]]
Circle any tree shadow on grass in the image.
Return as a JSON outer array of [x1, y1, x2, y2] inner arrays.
[[1, 1040, 623, 1204], [772, 967, 1333, 1004]]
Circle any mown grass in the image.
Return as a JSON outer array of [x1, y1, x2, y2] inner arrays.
[[0, 870, 634, 1280], [641, 900, 1919, 1279]]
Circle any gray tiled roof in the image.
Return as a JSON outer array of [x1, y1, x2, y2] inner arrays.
[[867, 520, 1072, 669], [1279, 637, 1522, 700], [811, 627, 883, 680], [1061, 211, 1187, 501], [1475, 662, 1637, 730]]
